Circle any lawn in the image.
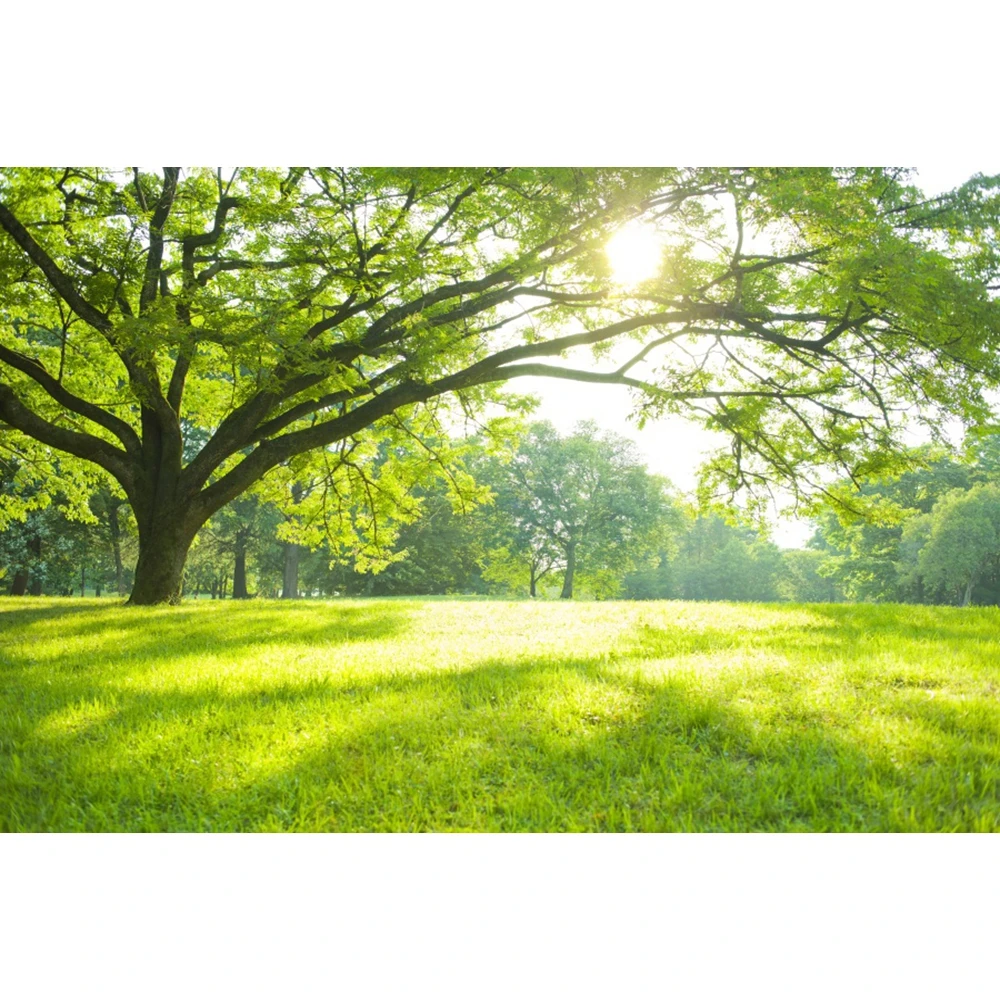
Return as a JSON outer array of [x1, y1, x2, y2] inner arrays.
[[1, 597, 999, 832]]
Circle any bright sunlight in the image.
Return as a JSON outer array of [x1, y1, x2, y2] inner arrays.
[[605, 221, 664, 286]]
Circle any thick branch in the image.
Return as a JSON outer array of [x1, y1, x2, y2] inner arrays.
[[167, 194, 242, 411], [139, 167, 180, 313], [459, 307, 712, 377], [719, 308, 873, 355], [415, 178, 485, 254], [482, 362, 842, 403], [0, 198, 173, 430], [0, 345, 141, 455], [0, 201, 113, 333], [0, 381, 132, 490], [182, 196, 240, 257]]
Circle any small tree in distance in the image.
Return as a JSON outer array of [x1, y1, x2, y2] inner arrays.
[[908, 484, 1000, 606], [481, 421, 680, 598]]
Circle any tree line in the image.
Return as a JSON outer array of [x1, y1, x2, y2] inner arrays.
[[1, 414, 987, 606], [809, 437, 1000, 607], [8, 419, 1000, 606]]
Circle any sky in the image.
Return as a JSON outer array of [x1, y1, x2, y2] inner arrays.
[[523, 165, 1000, 548]]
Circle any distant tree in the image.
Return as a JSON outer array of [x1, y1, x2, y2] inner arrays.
[[910, 484, 1000, 606], [673, 515, 783, 602], [477, 471, 563, 598], [895, 514, 940, 605], [0, 502, 110, 596], [366, 487, 488, 596], [291, 478, 488, 598], [621, 512, 787, 602], [482, 422, 678, 598], [200, 495, 283, 599], [0, 457, 119, 596], [620, 554, 678, 601], [809, 452, 973, 602], [278, 481, 308, 600], [777, 549, 845, 603], [88, 486, 133, 596]]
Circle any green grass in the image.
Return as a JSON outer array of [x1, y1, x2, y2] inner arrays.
[[2, 597, 999, 831]]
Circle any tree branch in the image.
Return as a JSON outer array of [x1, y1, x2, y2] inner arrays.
[[0, 201, 113, 334], [139, 167, 180, 313], [168, 193, 242, 411], [0, 197, 173, 432], [0, 381, 133, 490], [0, 344, 141, 456]]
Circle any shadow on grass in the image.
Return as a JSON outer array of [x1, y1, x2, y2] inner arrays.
[[202, 658, 1000, 832], [630, 601, 1000, 659], [3, 599, 1000, 831], [0, 599, 411, 673]]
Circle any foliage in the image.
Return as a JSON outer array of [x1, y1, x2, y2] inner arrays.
[[776, 549, 845, 603], [3, 167, 1000, 602], [907, 484, 1000, 606], [298, 483, 490, 597], [0, 461, 127, 596], [185, 494, 284, 599], [808, 450, 975, 602]]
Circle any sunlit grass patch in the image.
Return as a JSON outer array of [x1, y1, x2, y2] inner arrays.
[[1, 597, 999, 831]]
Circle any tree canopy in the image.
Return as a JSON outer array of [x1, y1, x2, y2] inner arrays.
[[1, 167, 999, 603]]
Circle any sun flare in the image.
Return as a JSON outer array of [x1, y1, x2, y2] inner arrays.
[[605, 222, 664, 286]]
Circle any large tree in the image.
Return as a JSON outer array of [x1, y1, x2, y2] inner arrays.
[[1, 167, 998, 603]]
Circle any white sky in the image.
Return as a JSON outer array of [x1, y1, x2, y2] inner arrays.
[[524, 165, 1000, 548]]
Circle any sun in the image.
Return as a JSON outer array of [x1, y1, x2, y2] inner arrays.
[[605, 221, 664, 286]]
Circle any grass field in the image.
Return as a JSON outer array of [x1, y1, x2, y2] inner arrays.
[[2, 597, 999, 832]]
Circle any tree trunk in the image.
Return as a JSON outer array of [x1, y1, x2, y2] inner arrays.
[[529, 571, 537, 598], [108, 504, 126, 596], [9, 569, 28, 596], [560, 543, 576, 599], [232, 548, 249, 600], [281, 543, 300, 599], [27, 534, 42, 595], [80, 565, 86, 598], [962, 579, 974, 607], [282, 483, 306, 599], [128, 516, 200, 605]]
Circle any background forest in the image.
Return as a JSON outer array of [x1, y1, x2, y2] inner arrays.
[[6, 418, 1000, 607]]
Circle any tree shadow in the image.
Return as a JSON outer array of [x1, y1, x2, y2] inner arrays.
[[627, 601, 1000, 658], [215, 658, 1000, 832], [1, 599, 410, 677]]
